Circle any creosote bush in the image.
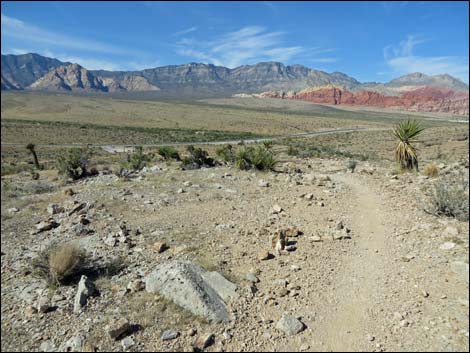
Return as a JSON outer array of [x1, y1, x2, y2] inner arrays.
[[422, 177, 469, 221], [423, 163, 439, 178], [181, 146, 215, 170], [158, 146, 181, 161], [235, 145, 277, 171], [216, 144, 235, 163], [56, 147, 92, 180]]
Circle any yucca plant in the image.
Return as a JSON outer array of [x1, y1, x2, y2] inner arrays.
[[392, 119, 425, 172], [26, 143, 40, 169]]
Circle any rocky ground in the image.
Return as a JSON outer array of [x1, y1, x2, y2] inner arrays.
[[1, 156, 469, 352]]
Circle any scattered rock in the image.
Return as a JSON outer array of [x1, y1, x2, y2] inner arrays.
[[271, 204, 283, 214], [108, 318, 132, 340], [258, 180, 270, 187], [276, 314, 305, 336], [153, 241, 168, 253], [73, 275, 96, 313], [311, 235, 322, 242], [245, 272, 259, 283], [62, 334, 85, 352], [8, 207, 19, 213], [439, 242, 456, 250], [35, 219, 59, 233], [194, 333, 215, 350], [258, 250, 273, 261], [161, 330, 179, 341], [39, 340, 57, 352], [36, 297, 51, 313], [47, 203, 63, 215], [121, 336, 135, 350]]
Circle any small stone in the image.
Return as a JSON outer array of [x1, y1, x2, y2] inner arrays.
[[121, 336, 135, 350], [187, 328, 197, 337], [108, 318, 132, 340], [35, 219, 59, 233], [271, 204, 283, 214], [439, 242, 456, 250], [311, 235, 322, 242], [39, 340, 57, 352], [304, 193, 314, 200], [47, 203, 63, 215], [258, 180, 269, 187], [177, 188, 184, 194], [128, 279, 145, 292], [421, 290, 429, 298], [36, 297, 50, 313], [153, 242, 168, 253], [194, 333, 215, 350], [62, 334, 85, 352], [245, 272, 259, 283], [276, 314, 305, 336], [400, 319, 410, 327], [258, 250, 272, 261], [393, 312, 404, 321], [25, 305, 37, 317], [285, 245, 297, 252], [8, 207, 19, 213], [366, 334, 375, 342], [161, 330, 179, 341], [277, 288, 289, 297]]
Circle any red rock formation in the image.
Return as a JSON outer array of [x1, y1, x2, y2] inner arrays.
[[261, 85, 469, 116]]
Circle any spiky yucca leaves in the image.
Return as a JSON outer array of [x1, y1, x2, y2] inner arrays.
[[393, 119, 425, 171]]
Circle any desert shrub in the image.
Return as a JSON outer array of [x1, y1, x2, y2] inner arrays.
[[32, 243, 86, 286], [347, 160, 357, 173], [158, 146, 181, 161], [56, 148, 92, 180], [262, 140, 273, 150], [423, 163, 438, 178], [181, 146, 215, 170], [126, 146, 148, 171], [235, 145, 277, 171], [216, 144, 235, 163], [422, 177, 469, 221], [287, 145, 299, 156]]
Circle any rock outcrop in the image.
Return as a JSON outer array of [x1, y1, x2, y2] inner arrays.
[[261, 85, 469, 115], [145, 261, 238, 323]]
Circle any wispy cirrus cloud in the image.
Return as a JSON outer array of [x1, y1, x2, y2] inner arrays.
[[1, 13, 134, 55], [175, 25, 335, 68], [173, 26, 198, 36], [384, 35, 469, 82]]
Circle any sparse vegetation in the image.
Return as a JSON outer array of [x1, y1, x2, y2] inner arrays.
[[56, 147, 92, 180], [124, 146, 148, 171], [422, 177, 469, 221], [423, 163, 439, 178], [181, 146, 215, 170], [235, 145, 277, 171], [393, 119, 425, 172], [347, 160, 357, 173], [158, 146, 181, 161], [32, 243, 86, 286], [216, 144, 236, 163]]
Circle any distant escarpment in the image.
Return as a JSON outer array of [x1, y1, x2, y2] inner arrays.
[[260, 85, 469, 116]]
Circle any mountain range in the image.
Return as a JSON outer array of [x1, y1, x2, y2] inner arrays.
[[1, 53, 469, 115]]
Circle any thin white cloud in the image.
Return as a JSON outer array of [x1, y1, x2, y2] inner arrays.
[[175, 25, 335, 68], [1, 13, 139, 56], [384, 35, 469, 83], [173, 26, 198, 36]]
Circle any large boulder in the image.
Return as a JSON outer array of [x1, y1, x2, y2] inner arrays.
[[145, 261, 238, 323]]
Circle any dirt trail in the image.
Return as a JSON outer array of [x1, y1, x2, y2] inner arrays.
[[320, 174, 393, 351]]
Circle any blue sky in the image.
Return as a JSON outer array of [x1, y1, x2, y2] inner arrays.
[[1, 1, 469, 83]]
